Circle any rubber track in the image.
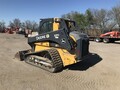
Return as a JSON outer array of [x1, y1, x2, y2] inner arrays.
[[47, 49, 63, 72], [25, 49, 63, 73]]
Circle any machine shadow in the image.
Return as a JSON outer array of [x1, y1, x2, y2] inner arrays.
[[64, 53, 102, 71]]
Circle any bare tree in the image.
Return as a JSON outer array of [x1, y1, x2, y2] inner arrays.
[[91, 9, 110, 33], [32, 21, 39, 31], [9, 21, 14, 28], [105, 10, 116, 31], [9, 18, 21, 28], [0, 21, 5, 32], [13, 18, 21, 28], [111, 5, 120, 31], [25, 20, 32, 29], [24, 20, 39, 31]]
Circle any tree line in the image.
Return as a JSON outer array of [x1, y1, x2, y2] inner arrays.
[[0, 3, 120, 36], [62, 4, 120, 35], [0, 19, 39, 33]]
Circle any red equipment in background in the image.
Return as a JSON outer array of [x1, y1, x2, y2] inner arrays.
[[100, 31, 120, 38], [93, 31, 120, 43], [4, 27, 19, 34]]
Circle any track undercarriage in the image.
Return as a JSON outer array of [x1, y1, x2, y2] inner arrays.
[[17, 49, 63, 73]]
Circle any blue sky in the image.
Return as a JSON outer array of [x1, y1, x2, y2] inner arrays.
[[0, 0, 119, 25]]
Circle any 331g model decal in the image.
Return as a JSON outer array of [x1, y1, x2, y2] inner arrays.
[[54, 34, 59, 39]]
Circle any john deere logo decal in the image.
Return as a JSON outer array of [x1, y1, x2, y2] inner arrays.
[[46, 34, 50, 38]]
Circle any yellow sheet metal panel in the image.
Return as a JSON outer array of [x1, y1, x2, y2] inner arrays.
[[53, 18, 60, 31], [35, 45, 50, 52], [34, 44, 77, 67], [53, 22, 59, 31], [57, 49, 76, 66], [35, 42, 50, 47]]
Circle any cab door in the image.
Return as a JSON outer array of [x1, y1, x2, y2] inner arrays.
[[39, 19, 53, 34]]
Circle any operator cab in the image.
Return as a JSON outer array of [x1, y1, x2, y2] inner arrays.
[[38, 18, 79, 34]]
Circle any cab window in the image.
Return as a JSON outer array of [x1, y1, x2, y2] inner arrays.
[[40, 21, 53, 34]]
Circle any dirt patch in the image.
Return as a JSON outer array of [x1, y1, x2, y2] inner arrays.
[[0, 33, 120, 90]]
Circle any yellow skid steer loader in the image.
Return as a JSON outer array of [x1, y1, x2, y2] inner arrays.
[[16, 18, 89, 72]]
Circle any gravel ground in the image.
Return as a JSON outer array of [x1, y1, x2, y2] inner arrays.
[[0, 33, 120, 90]]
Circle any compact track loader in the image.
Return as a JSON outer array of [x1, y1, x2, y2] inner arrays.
[[16, 18, 89, 72]]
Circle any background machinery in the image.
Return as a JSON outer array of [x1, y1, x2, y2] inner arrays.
[[94, 31, 120, 43], [16, 18, 89, 73], [4, 27, 19, 34]]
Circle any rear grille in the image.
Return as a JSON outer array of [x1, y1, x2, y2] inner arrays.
[[76, 38, 89, 60], [81, 38, 89, 57]]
